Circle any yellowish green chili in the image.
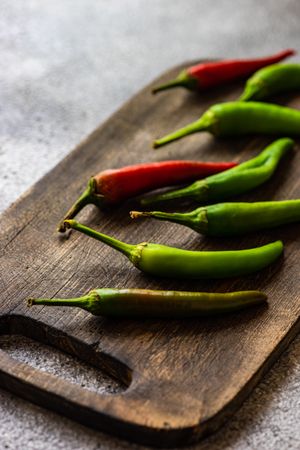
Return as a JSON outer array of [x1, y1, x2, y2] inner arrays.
[[63, 220, 283, 279], [28, 289, 267, 318]]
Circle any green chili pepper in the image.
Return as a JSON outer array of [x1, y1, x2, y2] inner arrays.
[[131, 200, 300, 237], [142, 138, 292, 206], [240, 64, 300, 101], [63, 220, 283, 279], [153, 102, 300, 148], [27, 289, 267, 318]]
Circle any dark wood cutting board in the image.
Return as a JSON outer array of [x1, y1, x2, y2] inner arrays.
[[0, 62, 300, 447]]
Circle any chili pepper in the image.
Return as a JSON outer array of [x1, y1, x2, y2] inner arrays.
[[152, 49, 295, 94], [239, 64, 300, 101], [63, 219, 283, 279], [142, 138, 292, 206], [131, 199, 300, 237], [27, 289, 267, 318], [153, 102, 300, 149], [57, 160, 237, 232]]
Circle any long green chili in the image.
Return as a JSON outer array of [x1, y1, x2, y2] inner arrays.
[[142, 138, 292, 206], [28, 289, 267, 318], [131, 200, 300, 237], [153, 102, 300, 148], [240, 64, 300, 102], [63, 220, 283, 279]]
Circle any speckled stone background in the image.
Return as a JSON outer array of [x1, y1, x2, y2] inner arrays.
[[0, 1, 299, 449]]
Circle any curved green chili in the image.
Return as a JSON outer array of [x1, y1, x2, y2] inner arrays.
[[142, 138, 292, 206], [240, 64, 300, 101], [131, 200, 300, 237], [28, 288, 267, 318], [153, 102, 300, 148], [63, 220, 283, 279]]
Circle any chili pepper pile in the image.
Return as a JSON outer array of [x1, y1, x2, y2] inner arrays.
[[29, 48, 300, 319]]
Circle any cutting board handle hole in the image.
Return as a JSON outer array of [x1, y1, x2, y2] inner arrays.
[[0, 314, 132, 393]]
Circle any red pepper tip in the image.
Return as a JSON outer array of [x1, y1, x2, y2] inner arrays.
[[284, 48, 297, 56]]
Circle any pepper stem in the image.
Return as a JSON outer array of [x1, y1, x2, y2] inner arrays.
[[239, 83, 261, 102], [57, 178, 105, 233], [28, 294, 92, 309], [63, 219, 135, 257], [130, 210, 188, 226], [153, 111, 215, 149], [140, 180, 208, 206], [152, 70, 195, 94]]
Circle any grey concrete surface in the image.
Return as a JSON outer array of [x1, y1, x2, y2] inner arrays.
[[0, 0, 299, 448]]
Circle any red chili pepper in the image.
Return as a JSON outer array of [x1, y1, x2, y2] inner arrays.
[[152, 49, 296, 94], [58, 160, 237, 232]]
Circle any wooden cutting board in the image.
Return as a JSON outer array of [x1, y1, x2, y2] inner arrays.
[[0, 62, 299, 447]]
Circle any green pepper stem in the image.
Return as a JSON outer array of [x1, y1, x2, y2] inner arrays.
[[28, 295, 92, 309], [153, 111, 215, 149], [57, 178, 105, 233], [152, 79, 187, 94], [63, 219, 134, 257], [152, 70, 196, 94], [140, 181, 208, 206], [153, 120, 203, 149], [130, 210, 188, 226], [239, 84, 260, 102]]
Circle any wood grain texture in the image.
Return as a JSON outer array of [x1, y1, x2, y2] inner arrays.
[[0, 62, 300, 447]]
